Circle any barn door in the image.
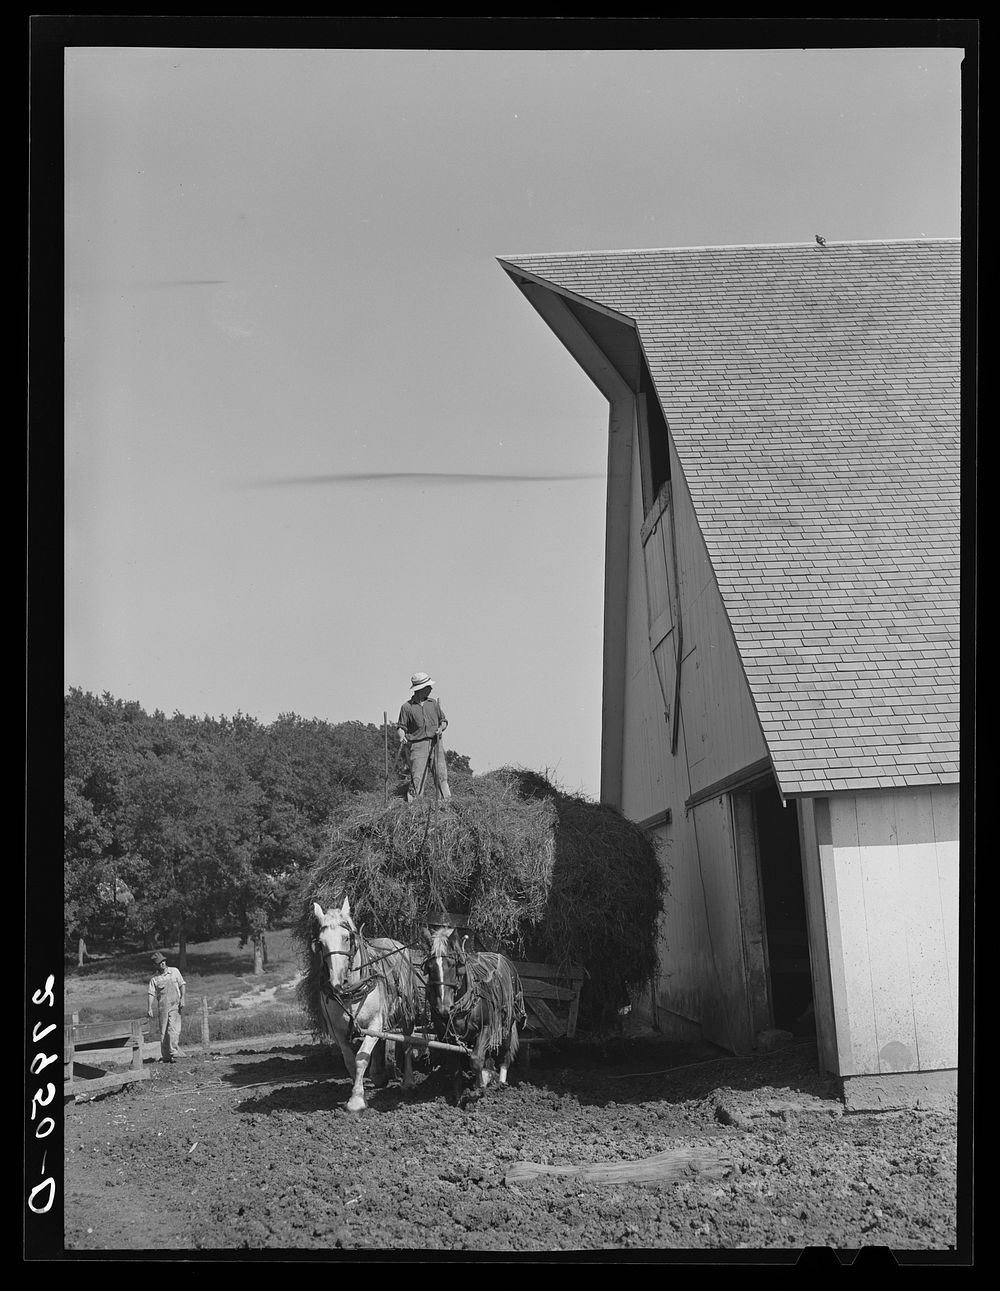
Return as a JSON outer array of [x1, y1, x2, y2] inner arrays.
[[640, 482, 681, 751]]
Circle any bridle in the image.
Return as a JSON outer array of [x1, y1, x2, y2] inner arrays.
[[312, 917, 422, 1031], [425, 938, 478, 1045], [312, 918, 378, 1016]]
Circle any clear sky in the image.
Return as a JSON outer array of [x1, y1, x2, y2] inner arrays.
[[63, 42, 963, 800]]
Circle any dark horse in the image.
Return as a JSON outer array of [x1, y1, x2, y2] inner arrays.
[[424, 925, 526, 1100]]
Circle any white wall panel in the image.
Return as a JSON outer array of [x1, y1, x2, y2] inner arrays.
[[853, 793, 920, 1071], [825, 797, 879, 1075], [931, 788, 960, 1040], [820, 785, 960, 1075], [895, 791, 957, 1069]]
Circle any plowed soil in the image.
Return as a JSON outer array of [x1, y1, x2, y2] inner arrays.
[[62, 1032, 959, 1257]]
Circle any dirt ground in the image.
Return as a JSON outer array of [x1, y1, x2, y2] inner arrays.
[[62, 1030, 961, 1259]]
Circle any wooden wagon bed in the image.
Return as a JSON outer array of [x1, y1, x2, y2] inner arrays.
[[513, 960, 586, 1062]]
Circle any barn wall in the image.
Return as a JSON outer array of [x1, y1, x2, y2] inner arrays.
[[796, 796, 840, 1075], [668, 445, 770, 800], [618, 413, 764, 1051], [683, 794, 757, 1052], [635, 793, 757, 1053], [809, 785, 959, 1076], [619, 423, 768, 821], [620, 413, 674, 818]]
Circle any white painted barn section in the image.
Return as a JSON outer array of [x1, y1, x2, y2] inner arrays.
[[803, 788, 959, 1078], [500, 240, 961, 1106]]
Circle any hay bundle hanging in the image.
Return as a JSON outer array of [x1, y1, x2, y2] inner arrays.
[[294, 768, 665, 1031]]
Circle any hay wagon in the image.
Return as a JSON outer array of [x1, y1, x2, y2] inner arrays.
[[297, 770, 662, 1051]]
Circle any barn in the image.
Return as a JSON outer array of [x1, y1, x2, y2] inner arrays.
[[500, 239, 961, 1110]]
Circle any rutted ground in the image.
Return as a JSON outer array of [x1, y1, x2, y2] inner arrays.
[[63, 1034, 958, 1255]]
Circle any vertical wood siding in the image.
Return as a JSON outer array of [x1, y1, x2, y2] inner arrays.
[[687, 795, 756, 1052], [732, 792, 774, 1040], [621, 413, 673, 818], [816, 786, 958, 1075], [666, 449, 768, 797], [796, 797, 840, 1074], [621, 429, 768, 825], [619, 420, 763, 1050]]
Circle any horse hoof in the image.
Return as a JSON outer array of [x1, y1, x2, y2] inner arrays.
[[346, 1098, 367, 1112]]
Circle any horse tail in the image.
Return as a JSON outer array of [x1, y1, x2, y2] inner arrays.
[[506, 961, 526, 1063]]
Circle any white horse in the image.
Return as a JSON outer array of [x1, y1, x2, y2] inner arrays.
[[311, 898, 423, 1111]]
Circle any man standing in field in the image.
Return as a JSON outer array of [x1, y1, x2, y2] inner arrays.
[[147, 951, 186, 1063], [397, 671, 452, 802]]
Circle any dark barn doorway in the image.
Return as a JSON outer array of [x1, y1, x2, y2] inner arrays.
[[753, 785, 814, 1034]]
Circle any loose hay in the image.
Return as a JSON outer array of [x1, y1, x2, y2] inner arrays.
[[294, 769, 665, 1030]]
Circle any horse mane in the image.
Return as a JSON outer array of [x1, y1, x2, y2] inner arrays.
[[365, 935, 424, 1028], [427, 926, 457, 959]]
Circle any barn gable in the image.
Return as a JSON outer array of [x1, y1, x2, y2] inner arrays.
[[500, 240, 960, 798]]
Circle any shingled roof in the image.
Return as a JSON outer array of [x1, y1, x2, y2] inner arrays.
[[500, 240, 960, 796]]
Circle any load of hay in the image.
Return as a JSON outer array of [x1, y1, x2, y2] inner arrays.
[[294, 768, 665, 1033]]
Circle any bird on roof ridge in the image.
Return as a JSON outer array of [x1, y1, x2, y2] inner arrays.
[[815, 234, 827, 247]]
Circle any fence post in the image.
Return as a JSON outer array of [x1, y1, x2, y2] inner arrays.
[[67, 1012, 80, 1089], [201, 995, 210, 1053], [383, 711, 389, 807]]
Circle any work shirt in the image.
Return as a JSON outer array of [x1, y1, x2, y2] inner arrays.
[[397, 697, 447, 743], [148, 965, 185, 1012]]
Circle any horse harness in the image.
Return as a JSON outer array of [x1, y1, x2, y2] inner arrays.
[[427, 946, 498, 1046], [312, 922, 412, 1037]]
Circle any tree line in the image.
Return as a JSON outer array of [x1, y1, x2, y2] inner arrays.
[[64, 688, 472, 971]]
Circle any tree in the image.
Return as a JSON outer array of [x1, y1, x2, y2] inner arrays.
[[63, 689, 478, 965], [64, 777, 113, 957], [64, 690, 158, 951], [119, 736, 260, 972]]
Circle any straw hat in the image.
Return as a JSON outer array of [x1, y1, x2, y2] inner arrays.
[[150, 952, 166, 965], [409, 671, 434, 693]]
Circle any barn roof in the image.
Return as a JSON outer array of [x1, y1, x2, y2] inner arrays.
[[500, 239, 961, 796]]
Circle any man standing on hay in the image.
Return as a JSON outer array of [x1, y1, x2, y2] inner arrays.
[[397, 671, 452, 802]]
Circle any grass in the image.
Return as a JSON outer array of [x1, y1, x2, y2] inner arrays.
[[63, 926, 314, 1045], [179, 1004, 309, 1046]]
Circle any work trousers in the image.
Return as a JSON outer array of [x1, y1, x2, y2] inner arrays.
[[406, 738, 451, 801], [157, 1004, 183, 1061]]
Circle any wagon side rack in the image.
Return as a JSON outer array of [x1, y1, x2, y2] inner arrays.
[[422, 911, 587, 1064]]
